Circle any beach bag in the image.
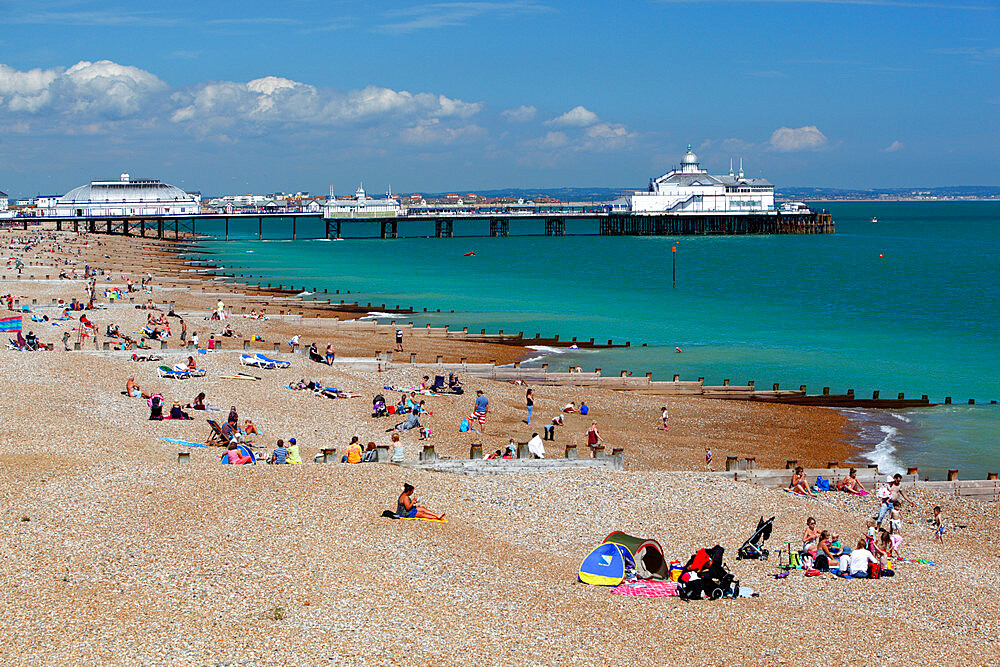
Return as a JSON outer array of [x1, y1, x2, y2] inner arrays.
[[868, 561, 881, 579], [789, 551, 801, 568], [459, 418, 469, 433], [816, 476, 830, 492]]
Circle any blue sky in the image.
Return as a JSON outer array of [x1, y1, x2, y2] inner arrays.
[[0, 0, 997, 196]]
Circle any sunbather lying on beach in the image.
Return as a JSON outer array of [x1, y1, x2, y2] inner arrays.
[[397, 483, 445, 521]]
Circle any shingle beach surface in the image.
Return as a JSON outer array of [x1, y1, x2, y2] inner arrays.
[[1, 229, 998, 665]]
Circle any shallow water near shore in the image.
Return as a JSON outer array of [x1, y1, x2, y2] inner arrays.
[[196, 201, 1000, 477]]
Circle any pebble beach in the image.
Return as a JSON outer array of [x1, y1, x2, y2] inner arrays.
[[2, 226, 998, 665]]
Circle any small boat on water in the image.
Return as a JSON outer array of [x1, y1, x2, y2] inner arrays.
[[464, 251, 475, 256], [871, 217, 878, 223]]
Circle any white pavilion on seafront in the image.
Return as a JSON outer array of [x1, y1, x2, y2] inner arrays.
[[323, 184, 401, 218], [611, 146, 775, 215], [44, 173, 201, 217]]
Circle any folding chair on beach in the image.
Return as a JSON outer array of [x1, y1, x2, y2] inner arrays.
[[206, 419, 228, 446]]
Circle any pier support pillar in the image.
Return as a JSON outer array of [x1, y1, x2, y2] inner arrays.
[[381, 220, 397, 239], [489, 219, 509, 237], [434, 219, 453, 238], [56, 220, 62, 231], [544, 218, 565, 236]]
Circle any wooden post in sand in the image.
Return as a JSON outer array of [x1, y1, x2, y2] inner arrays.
[[565, 444, 577, 459], [725, 456, 739, 471], [469, 443, 483, 459], [177, 452, 190, 464], [375, 444, 390, 463], [243, 340, 250, 351], [785, 459, 797, 469], [322, 448, 337, 463], [988, 472, 998, 481], [273, 343, 280, 353], [947, 469, 959, 481], [419, 444, 438, 462], [907, 467, 918, 475], [744, 456, 756, 470], [409, 353, 417, 364], [592, 445, 606, 458], [517, 443, 530, 459]]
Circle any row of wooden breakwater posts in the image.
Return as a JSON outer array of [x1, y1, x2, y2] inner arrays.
[[8, 281, 996, 408], [176, 440, 625, 475], [715, 462, 1000, 501]]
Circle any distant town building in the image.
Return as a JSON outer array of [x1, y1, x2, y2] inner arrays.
[[611, 146, 775, 215], [50, 173, 200, 217], [0, 190, 7, 212], [324, 184, 400, 218]]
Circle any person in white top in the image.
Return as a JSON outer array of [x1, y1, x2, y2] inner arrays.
[[527, 432, 545, 459], [847, 540, 878, 577]]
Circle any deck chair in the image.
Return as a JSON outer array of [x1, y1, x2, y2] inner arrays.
[[255, 353, 290, 369], [431, 376, 446, 392], [206, 419, 228, 445], [241, 353, 267, 367], [158, 365, 190, 379]]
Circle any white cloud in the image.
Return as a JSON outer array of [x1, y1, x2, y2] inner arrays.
[[0, 60, 166, 118], [547, 105, 599, 127], [501, 104, 537, 122], [882, 140, 905, 152], [768, 125, 828, 152], [398, 118, 485, 145]]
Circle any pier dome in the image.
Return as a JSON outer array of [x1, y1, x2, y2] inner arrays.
[[679, 145, 702, 174], [53, 173, 200, 217]]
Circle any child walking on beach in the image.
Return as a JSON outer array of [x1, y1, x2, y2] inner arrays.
[[933, 506, 945, 543], [705, 447, 712, 470], [661, 406, 670, 430]]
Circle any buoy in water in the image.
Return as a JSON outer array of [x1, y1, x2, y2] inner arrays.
[[879, 253, 883, 258]]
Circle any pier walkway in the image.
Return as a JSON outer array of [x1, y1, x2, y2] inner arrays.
[[23, 209, 834, 240]]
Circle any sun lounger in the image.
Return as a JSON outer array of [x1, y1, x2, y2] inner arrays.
[[240, 353, 268, 368], [255, 353, 290, 369], [158, 365, 190, 379], [172, 363, 207, 377]]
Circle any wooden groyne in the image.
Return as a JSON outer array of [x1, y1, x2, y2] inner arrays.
[[716, 466, 1000, 501]]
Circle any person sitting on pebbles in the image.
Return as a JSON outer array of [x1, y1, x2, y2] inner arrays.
[[396, 483, 445, 521]]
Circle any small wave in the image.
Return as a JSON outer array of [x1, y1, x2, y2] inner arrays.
[[863, 425, 905, 474], [526, 345, 568, 355], [359, 311, 399, 319], [296, 291, 314, 296], [889, 412, 912, 423]]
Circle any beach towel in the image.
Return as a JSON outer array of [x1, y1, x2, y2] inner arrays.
[[611, 580, 680, 597], [0, 315, 22, 333], [161, 438, 206, 448]]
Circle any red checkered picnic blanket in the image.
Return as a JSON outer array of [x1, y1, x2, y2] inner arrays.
[[611, 580, 680, 597]]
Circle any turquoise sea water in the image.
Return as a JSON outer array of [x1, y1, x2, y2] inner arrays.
[[195, 202, 1000, 477]]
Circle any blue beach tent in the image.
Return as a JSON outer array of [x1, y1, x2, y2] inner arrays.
[[579, 543, 633, 586], [220, 445, 256, 464]]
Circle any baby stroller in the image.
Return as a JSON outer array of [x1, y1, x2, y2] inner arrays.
[[372, 394, 388, 418], [448, 373, 464, 395], [736, 516, 774, 561], [678, 545, 738, 600]]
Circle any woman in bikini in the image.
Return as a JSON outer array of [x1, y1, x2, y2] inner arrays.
[[789, 466, 815, 497], [397, 483, 445, 521]]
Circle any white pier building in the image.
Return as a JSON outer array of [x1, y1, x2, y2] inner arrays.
[[324, 184, 400, 218], [47, 174, 200, 217], [611, 146, 775, 215]]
